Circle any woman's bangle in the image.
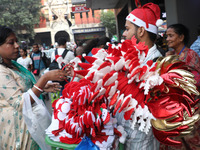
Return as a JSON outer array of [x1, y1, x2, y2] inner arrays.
[[33, 85, 43, 92]]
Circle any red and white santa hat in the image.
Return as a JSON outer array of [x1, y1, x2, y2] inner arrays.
[[126, 2, 163, 34]]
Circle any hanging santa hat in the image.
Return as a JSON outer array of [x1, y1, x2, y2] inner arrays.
[[126, 2, 163, 34]]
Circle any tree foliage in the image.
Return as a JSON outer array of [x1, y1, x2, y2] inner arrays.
[[100, 10, 116, 38], [0, 0, 42, 41]]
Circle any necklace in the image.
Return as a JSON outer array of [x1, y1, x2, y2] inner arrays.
[[178, 46, 186, 55]]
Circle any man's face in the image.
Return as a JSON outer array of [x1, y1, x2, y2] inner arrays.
[[122, 20, 138, 40], [32, 45, 39, 53]]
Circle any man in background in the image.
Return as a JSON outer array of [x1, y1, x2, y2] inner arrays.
[[50, 37, 75, 64], [31, 43, 49, 80], [49, 37, 75, 95]]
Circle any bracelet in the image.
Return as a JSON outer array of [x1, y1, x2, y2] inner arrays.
[[33, 85, 43, 92]]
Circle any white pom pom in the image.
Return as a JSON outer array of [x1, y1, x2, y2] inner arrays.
[[61, 103, 70, 113], [121, 39, 125, 43], [156, 19, 163, 27], [57, 111, 66, 120], [82, 53, 86, 57]]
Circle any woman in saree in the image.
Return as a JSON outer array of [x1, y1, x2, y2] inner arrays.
[[0, 25, 68, 150]]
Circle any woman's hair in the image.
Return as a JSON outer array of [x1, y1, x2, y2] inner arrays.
[[20, 45, 27, 56], [0, 26, 16, 68], [96, 36, 111, 49], [167, 23, 190, 45], [82, 38, 99, 55], [0, 25, 14, 46], [82, 36, 111, 55], [197, 25, 200, 35]]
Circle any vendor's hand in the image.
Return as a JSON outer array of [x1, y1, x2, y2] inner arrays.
[[43, 82, 62, 93], [64, 63, 75, 77], [64, 63, 84, 79], [44, 69, 68, 81]]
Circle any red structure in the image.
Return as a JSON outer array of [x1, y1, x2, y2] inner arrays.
[[74, 9, 101, 24]]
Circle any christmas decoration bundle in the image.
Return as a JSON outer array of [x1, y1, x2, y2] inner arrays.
[[46, 37, 200, 149]]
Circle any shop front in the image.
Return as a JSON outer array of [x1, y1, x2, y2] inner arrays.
[[72, 27, 106, 45]]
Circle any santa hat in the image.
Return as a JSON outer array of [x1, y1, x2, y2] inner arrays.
[[126, 2, 163, 34]]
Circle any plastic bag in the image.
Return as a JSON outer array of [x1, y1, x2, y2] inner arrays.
[[75, 137, 100, 150], [23, 89, 51, 150]]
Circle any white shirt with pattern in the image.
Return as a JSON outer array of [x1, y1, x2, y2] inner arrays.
[[17, 57, 32, 69]]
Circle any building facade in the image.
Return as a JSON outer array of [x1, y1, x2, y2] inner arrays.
[[34, 0, 106, 48], [86, 0, 200, 46]]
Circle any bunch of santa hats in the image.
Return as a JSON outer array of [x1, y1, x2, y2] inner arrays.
[[46, 79, 121, 149]]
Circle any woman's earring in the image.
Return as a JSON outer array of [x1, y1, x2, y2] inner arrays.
[[0, 55, 3, 63]]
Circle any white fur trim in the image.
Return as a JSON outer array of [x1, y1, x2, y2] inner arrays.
[[156, 19, 164, 27], [126, 13, 158, 34]]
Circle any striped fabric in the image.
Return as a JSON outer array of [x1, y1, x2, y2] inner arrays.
[[116, 112, 160, 150]]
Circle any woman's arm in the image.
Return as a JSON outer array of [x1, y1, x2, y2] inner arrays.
[[31, 69, 68, 103], [0, 66, 68, 106]]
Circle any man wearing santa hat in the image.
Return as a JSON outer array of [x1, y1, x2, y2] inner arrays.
[[116, 2, 163, 150]]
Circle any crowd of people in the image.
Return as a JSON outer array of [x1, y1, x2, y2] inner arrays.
[[0, 2, 199, 150]]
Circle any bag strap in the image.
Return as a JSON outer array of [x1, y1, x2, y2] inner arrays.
[[61, 48, 69, 59], [55, 48, 58, 56], [53, 48, 69, 62], [28, 89, 51, 118], [38, 52, 42, 69], [28, 89, 43, 105], [23, 91, 32, 115]]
